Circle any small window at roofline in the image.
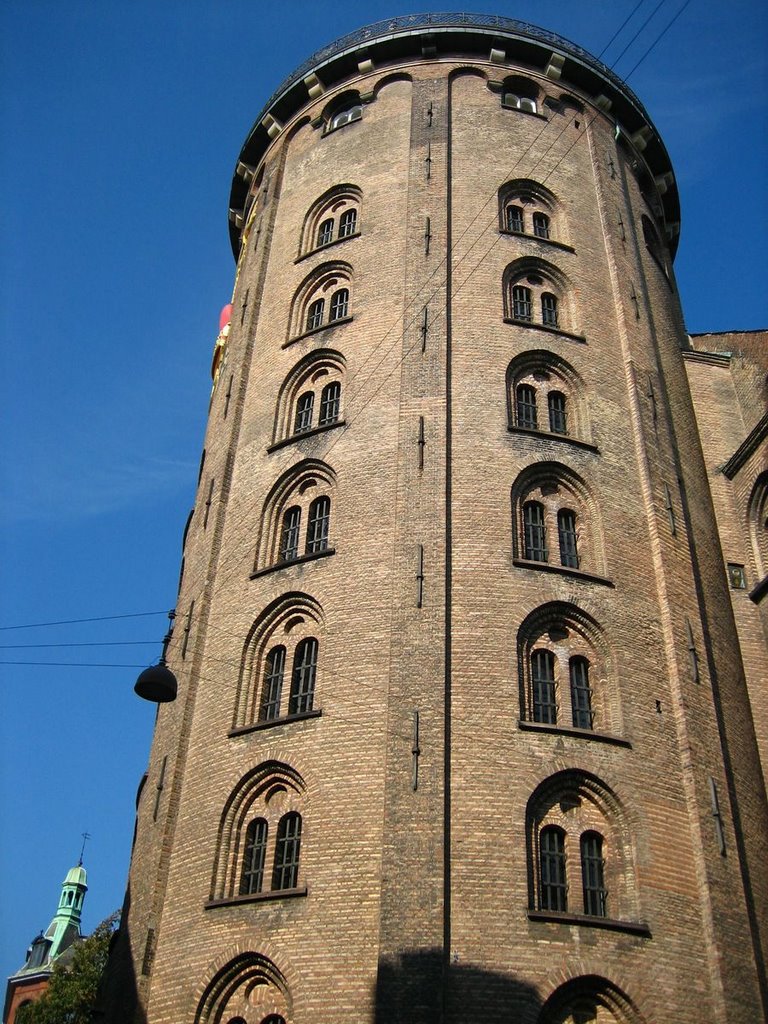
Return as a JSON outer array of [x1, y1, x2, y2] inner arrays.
[[727, 563, 747, 589], [505, 93, 538, 115], [329, 104, 362, 131]]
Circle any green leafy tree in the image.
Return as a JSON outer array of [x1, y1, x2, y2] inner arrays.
[[16, 913, 119, 1024]]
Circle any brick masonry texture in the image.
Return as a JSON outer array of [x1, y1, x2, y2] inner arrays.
[[97, 23, 768, 1024]]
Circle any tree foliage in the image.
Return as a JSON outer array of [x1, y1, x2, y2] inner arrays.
[[15, 913, 119, 1024]]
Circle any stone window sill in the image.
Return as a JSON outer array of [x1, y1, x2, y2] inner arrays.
[[251, 548, 335, 579], [507, 425, 599, 453], [268, 421, 346, 453], [295, 233, 360, 264], [206, 887, 308, 910], [229, 709, 322, 738], [503, 318, 586, 344], [283, 316, 353, 349], [512, 558, 614, 587], [499, 229, 575, 254], [518, 719, 631, 748], [528, 909, 651, 936]]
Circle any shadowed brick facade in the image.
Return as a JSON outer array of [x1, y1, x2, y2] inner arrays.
[[98, 15, 768, 1024]]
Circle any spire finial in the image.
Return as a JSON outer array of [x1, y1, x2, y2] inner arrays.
[[78, 832, 91, 866]]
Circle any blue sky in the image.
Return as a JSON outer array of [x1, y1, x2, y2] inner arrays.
[[1, 0, 766, 985]]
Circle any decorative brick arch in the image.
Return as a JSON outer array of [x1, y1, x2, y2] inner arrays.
[[193, 949, 293, 1024], [538, 974, 648, 1024]]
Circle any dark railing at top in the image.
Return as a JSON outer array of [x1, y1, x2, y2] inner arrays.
[[257, 12, 651, 125]]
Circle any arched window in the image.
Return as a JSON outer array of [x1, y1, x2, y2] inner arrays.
[[526, 771, 641, 927], [300, 184, 362, 255], [234, 594, 324, 731], [533, 211, 550, 238], [504, 258, 576, 335], [507, 351, 589, 444], [317, 218, 334, 247], [306, 298, 324, 332], [329, 102, 362, 130], [289, 637, 318, 715], [539, 825, 567, 910], [532, 649, 557, 723], [194, 951, 291, 1024], [502, 76, 540, 114], [272, 812, 302, 890], [516, 383, 538, 429], [557, 508, 579, 568], [541, 292, 559, 327], [569, 655, 593, 728], [259, 646, 286, 721], [279, 506, 302, 562], [294, 391, 314, 434], [273, 350, 345, 445], [512, 285, 533, 322], [581, 831, 607, 916], [210, 762, 308, 907], [290, 263, 353, 341], [239, 819, 268, 895], [329, 287, 349, 321], [254, 459, 336, 571], [517, 603, 615, 736], [547, 391, 567, 434], [523, 502, 547, 561], [306, 496, 330, 554], [538, 976, 649, 1024], [506, 204, 524, 233], [319, 380, 341, 426], [498, 179, 564, 244], [339, 208, 357, 237], [512, 463, 604, 578]]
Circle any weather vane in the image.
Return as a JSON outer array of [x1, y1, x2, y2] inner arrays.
[[79, 831, 91, 866]]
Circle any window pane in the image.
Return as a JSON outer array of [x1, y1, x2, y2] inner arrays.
[[516, 383, 538, 429], [520, 97, 537, 114], [279, 507, 301, 562], [259, 646, 285, 721], [533, 212, 550, 239], [319, 381, 341, 425], [306, 496, 330, 554], [512, 285, 532, 322], [506, 205, 524, 233], [329, 288, 349, 321], [339, 208, 357, 237], [523, 501, 547, 562], [306, 298, 324, 331], [548, 391, 567, 434], [557, 508, 579, 568], [540, 826, 567, 911], [289, 637, 318, 715], [316, 218, 333, 247], [581, 832, 607, 916], [294, 391, 314, 434], [330, 105, 362, 129], [532, 649, 557, 724], [570, 656, 593, 730], [272, 812, 302, 890], [240, 819, 268, 895], [541, 292, 559, 327]]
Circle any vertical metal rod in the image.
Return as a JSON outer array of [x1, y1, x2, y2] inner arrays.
[[240, 287, 250, 325], [421, 306, 429, 352], [427, 101, 433, 127], [424, 215, 432, 255], [153, 755, 168, 822], [647, 374, 658, 427], [181, 600, 194, 659], [203, 478, 215, 529], [630, 283, 640, 319], [416, 544, 425, 608], [708, 777, 726, 855], [686, 617, 699, 683], [663, 482, 676, 536], [617, 212, 626, 240], [411, 710, 421, 790], [425, 142, 432, 180], [418, 416, 426, 470], [224, 374, 233, 418]]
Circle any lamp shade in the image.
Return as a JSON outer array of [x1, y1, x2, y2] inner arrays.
[[134, 663, 177, 703]]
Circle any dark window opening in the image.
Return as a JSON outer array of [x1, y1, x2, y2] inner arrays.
[[541, 292, 559, 327], [306, 298, 324, 332], [532, 649, 557, 724], [306, 496, 330, 554], [240, 818, 268, 895], [272, 812, 302, 890], [533, 212, 551, 239], [540, 826, 567, 911], [569, 656, 593, 729], [339, 208, 357, 237], [557, 508, 579, 568], [259, 646, 286, 721], [524, 501, 547, 562], [506, 205, 524, 233], [289, 637, 318, 715], [329, 287, 349, 321], [317, 218, 334, 247], [279, 506, 301, 562], [581, 831, 607, 916], [294, 391, 314, 434], [516, 383, 538, 429], [319, 380, 341, 425], [548, 391, 567, 434], [513, 285, 533, 322]]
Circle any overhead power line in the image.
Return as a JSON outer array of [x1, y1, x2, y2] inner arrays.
[[0, 610, 171, 632]]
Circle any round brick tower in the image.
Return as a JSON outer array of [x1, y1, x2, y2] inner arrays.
[[102, 15, 768, 1024]]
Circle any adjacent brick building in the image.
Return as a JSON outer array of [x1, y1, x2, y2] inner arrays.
[[98, 15, 768, 1023]]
